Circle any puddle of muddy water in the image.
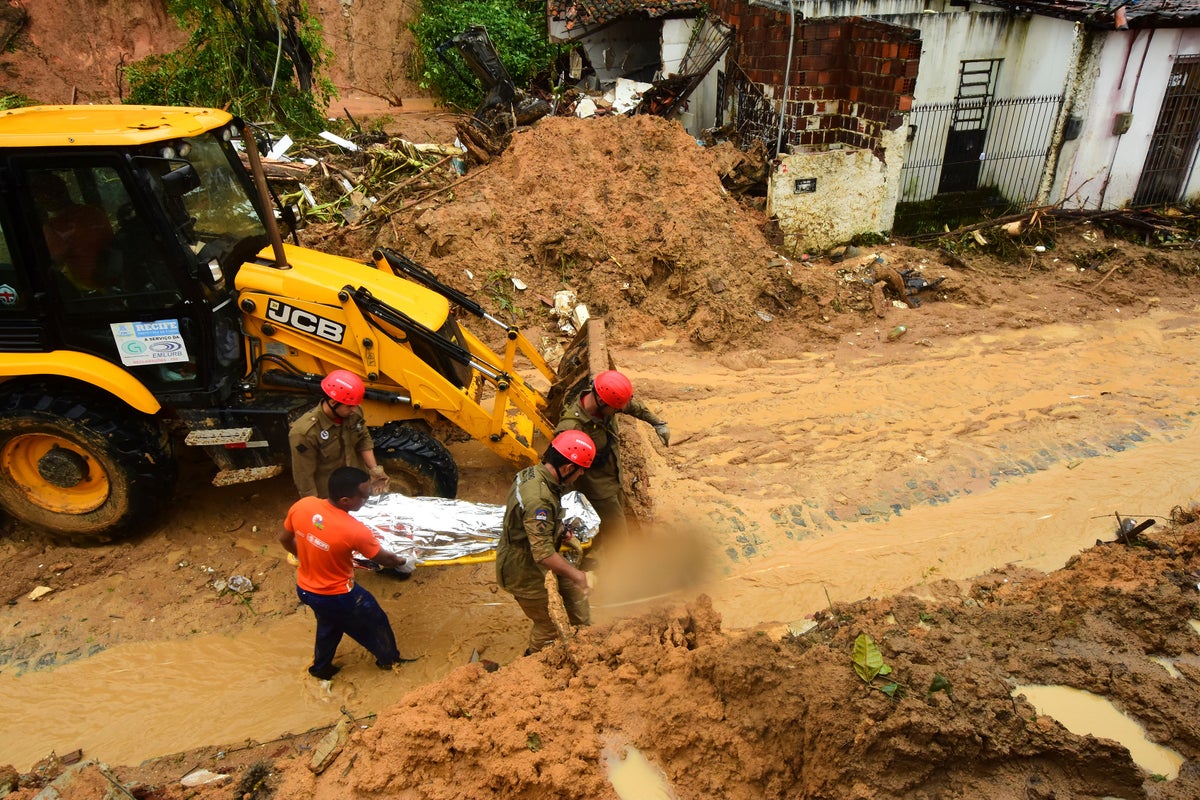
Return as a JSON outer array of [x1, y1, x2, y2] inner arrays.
[[0, 615, 405, 771], [604, 743, 676, 800], [0, 567, 525, 772], [610, 425, 1200, 631], [1012, 684, 1183, 780]]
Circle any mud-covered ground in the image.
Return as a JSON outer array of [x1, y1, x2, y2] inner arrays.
[[6, 3, 1200, 799]]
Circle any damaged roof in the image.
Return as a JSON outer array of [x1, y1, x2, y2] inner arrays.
[[973, 0, 1200, 30], [548, 0, 705, 29]]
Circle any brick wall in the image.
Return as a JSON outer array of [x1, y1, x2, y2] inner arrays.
[[709, 0, 920, 155]]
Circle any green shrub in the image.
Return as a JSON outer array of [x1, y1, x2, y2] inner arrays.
[[123, 0, 334, 133], [411, 0, 560, 111]]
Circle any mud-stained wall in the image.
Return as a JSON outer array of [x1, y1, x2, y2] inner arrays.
[[766, 123, 907, 253]]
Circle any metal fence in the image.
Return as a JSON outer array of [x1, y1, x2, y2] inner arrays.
[[896, 95, 1063, 229]]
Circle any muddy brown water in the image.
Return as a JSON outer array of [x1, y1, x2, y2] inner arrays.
[[3, 309, 1200, 771]]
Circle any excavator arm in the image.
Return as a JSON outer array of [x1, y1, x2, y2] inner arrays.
[[436, 25, 551, 135]]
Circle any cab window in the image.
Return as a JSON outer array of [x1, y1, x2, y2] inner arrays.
[[26, 164, 183, 311]]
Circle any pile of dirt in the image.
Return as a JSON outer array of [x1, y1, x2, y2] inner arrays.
[[272, 518, 1200, 799], [11, 518, 1200, 800], [361, 114, 788, 351]]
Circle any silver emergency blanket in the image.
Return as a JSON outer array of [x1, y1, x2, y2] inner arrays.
[[351, 491, 600, 566]]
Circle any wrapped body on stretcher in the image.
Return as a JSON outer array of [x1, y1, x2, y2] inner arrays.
[[347, 491, 600, 569]]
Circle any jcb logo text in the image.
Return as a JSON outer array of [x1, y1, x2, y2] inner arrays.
[[266, 299, 345, 343]]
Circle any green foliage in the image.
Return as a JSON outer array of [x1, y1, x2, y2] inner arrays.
[[893, 186, 1019, 237], [850, 231, 891, 247], [411, 0, 559, 111], [852, 632, 902, 698], [0, 94, 35, 110], [484, 269, 523, 320], [852, 633, 892, 682], [123, 0, 335, 133]]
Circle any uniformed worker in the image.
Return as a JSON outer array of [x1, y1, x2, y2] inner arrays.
[[496, 429, 596, 655], [289, 370, 388, 499], [554, 369, 668, 541]]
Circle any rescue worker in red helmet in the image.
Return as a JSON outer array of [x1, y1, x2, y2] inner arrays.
[[288, 369, 389, 499], [495, 429, 597, 655], [554, 369, 669, 542]]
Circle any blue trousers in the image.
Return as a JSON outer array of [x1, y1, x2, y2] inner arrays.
[[297, 583, 400, 675]]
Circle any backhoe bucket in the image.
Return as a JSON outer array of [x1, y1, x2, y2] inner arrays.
[[547, 318, 611, 422]]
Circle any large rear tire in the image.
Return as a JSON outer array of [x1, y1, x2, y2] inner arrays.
[[0, 387, 176, 541], [372, 422, 458, 498]]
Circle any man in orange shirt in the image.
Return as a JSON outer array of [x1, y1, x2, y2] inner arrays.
[[280, 466, 415, 679]]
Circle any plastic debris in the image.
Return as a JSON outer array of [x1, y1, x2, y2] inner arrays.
[[227, 575, 253, 594], [318, 130, 358, 151], [181, 770, 232, 787]]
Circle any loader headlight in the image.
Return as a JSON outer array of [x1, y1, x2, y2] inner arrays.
[[159, 145, 177, 159]]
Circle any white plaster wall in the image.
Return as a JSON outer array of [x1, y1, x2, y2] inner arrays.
[[661, 19, 692, 74], [1055, 28, 1200, 208], [887, 12, 1068, 101], [766, 125, 908, 253], [661, 18, 727, 136]]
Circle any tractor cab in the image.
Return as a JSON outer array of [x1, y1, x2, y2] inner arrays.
[[0, 106, 269, 405]]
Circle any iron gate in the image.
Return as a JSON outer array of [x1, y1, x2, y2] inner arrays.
[[897, 95, 1063, 226], [1134, 56, 1200, 206]]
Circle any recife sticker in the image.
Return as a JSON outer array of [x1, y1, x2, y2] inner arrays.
[[110, 319, 190, 366], [0, 284, 17, 306]]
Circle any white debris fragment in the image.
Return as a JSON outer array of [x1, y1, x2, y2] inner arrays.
[[319, 130, 358, 151], [553, 290, 577, 317], [575, 97, 597, 119], [181, 770, 232, 787], [267, 134, 293, 160], [28, 586, 53, 601], [608, 78, 654, 114], [511, 277, 528, 291]]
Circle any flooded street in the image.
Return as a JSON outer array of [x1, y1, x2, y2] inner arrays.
[[4, 308, 1200, 772]]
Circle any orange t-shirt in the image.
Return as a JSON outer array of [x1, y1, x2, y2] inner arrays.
[[284, 496, 381, 595]]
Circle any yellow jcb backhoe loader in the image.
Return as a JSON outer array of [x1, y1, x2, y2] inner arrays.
[[0, 104, 601, 541]]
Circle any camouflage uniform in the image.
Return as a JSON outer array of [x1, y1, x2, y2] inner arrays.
[[288, 402, 374, 498], [554, 393, 663, 539], [496, 464, 590, 652]]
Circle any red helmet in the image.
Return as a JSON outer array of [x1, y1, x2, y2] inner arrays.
[[551, 430, 596, 468], [321, 369, 365, 406], [592, 370, 633, 410]]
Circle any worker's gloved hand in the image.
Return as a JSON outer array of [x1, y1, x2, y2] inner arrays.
[[369, 466, 389, 493], [653, 422, 670, 447]]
